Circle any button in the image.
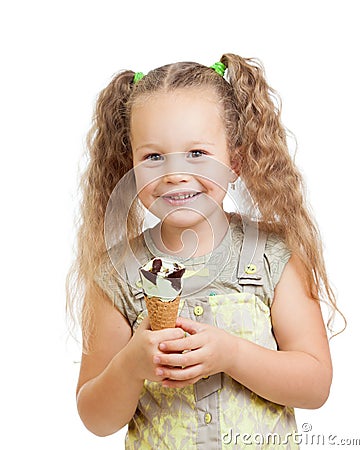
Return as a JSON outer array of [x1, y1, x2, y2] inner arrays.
[[204, 412, 212, 424], [209, 291, 217, 296], [194, 305, 204, 316], [136, 280, 142, 288], [202, 375, 209, 380], [245, 264, 257, 274]]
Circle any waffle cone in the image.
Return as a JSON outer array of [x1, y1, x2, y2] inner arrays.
[[144, 295, 181, 330]]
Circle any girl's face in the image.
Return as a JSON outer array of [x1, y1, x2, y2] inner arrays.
[[130, 88, 236, 231]]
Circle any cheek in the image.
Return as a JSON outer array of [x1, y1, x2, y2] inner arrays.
[[203, 177, 229, 199], [134, 163, 158, 196], [136, 183, 155, 207], [134, 169, 158, 209], [201, 157, 234, 190]]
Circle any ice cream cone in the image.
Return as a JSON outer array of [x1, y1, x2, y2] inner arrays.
[[144, 294, 181, 330], [139, 257, 185, 330]]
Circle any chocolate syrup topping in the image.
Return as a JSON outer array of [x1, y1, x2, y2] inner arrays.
[[166, 267, 185, 290], [140, 269, 157, 285], [140, 258, 185, 291], [151, 258, 162, 274]]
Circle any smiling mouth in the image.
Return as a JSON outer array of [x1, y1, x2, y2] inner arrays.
[[161, 191, 201, 204]]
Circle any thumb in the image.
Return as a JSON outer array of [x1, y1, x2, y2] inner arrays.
[[175, 316, 204, 335], [137, 316, 151, 331]]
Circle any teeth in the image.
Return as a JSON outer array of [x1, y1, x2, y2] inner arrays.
[[168, 193, 197, 200]]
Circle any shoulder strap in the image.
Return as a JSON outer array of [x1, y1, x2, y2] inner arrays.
[[123, 247, 146, 301], [237, 220, 267, 288]]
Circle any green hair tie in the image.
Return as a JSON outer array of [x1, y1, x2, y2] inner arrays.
[[133, 63, 225, 83], [133, 72, 145, 84], [210, 62, 226, 77]]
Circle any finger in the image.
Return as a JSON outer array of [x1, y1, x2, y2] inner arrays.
[[153, 327, 186, 342], [159, 333, 203, 353], [137, 316, 151, 331], [175, 317, 205, 335], [154, 347, 203, 368], [159, 364, 202, 381]]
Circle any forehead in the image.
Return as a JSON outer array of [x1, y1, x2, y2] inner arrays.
[[131, 86, 219, 110], [130, 88, 225, 143]]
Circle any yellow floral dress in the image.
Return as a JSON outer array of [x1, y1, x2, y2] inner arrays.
[[95, 215, 299, 449]]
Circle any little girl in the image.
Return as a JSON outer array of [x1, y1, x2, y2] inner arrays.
[[67, 54, 337, 449]]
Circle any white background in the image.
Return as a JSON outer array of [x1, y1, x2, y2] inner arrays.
[[1, 1, 363, 448]]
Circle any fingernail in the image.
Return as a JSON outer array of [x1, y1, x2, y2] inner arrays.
[[156, 368, 163, 376], [153, 356, 160, 364], [159, 343, 166, 350]]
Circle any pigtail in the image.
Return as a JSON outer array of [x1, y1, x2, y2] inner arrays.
[[221, 53, 343, 333], [89, 70, 135, 191], [66, 70, 139, 349], [221, 53, 301, 233]]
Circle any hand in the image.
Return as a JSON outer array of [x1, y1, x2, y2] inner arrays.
[[126, 317, 185, 383], [154, 317, 236, 388]]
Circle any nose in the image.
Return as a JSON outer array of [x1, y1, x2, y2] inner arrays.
[[162, 171, 191, 184], [161, 153, 193, 184]]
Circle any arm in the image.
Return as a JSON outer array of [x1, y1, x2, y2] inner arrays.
[[155, 254, 333, 409], [76, 286, 185, 436]]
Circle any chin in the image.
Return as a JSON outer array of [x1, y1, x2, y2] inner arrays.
[[159, 209, 208, 229]]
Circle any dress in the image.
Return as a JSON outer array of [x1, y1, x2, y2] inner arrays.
[[94, 214, 299, 449]]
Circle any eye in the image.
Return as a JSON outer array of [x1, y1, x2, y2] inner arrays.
[[145, 153, 164, 161], [188, 149, 207, 158]]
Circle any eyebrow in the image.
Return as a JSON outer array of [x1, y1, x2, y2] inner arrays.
[[134, 141, 216, 153]]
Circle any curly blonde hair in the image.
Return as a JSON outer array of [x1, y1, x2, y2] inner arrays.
[[66, 53, 344, 349]]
